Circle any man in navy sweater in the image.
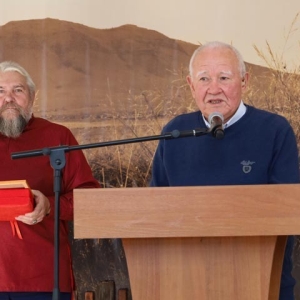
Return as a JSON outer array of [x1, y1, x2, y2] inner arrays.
[[150, 41, 300, 299]]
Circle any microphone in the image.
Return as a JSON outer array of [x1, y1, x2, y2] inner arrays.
[[208, 112, 225, 139], [169, 128, 208, 138]]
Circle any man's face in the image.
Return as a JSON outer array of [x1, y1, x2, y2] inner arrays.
[[0, 71, 33, 137], [187, 47, 248, 122], [0, 71, 33, 121]]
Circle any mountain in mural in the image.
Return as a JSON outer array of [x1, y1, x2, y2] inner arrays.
[[0, 18, 272, 119]]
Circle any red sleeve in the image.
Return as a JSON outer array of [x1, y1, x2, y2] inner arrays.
[[47, 129, 100, 220]]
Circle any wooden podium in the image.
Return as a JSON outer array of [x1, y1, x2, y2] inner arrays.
[[74, 184, 300, 300]]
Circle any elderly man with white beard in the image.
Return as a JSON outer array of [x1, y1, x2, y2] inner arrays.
[[0, 61, 100, 300]]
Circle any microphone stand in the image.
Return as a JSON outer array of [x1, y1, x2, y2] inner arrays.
[[11, 127, 209, 300]]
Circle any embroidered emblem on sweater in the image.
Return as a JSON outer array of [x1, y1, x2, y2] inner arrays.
[[241, 160, 255, 173]]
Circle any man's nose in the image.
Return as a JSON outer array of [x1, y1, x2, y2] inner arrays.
[[4, 91, 15, 102], [207, 79, 221, 94]]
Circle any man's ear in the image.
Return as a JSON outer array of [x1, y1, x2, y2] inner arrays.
[[34, 90, 39, 102], [241, 73, 249, 88], [186, 75, 192, 86], [186, 75, 196, 98]]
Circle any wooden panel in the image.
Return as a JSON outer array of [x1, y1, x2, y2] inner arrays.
[[84, 291, 94, 300], [96, 281, 115, 300], [123, 236, 280, 300], [118, 289, 128, 300], [269, 236, 287, 299], [74, 184, 300, 239]]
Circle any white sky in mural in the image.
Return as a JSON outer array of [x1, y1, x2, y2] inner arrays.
[[0, 0, 299, 69]]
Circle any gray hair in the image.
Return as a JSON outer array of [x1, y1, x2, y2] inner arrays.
[[0, 61, 36, 100], [189, 41, 246, 77]]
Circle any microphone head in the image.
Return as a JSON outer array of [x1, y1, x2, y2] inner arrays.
[[208, 112, 225, 140], [208, 112, 224, 124]]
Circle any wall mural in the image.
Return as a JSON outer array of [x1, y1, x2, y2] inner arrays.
[[0, 3, 299, 299]]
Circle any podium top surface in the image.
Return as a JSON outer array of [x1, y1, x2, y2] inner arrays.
[[74, 184, 300, 239]]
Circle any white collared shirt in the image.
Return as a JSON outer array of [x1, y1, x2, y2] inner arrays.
[[203, 101, 247, 129]]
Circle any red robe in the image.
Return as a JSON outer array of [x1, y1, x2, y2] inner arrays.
[[0, 116, 100, 292]]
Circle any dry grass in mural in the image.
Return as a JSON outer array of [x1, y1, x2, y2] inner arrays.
[[80, 73, 196, 188], [66, 67, 197, 188], [249, 12, 300, 142]]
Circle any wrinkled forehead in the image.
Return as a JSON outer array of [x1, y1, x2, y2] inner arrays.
[[195, 69, 234, 77], [192, 48, 240, 74], [0, 71, 28, 86], [0, 70, 26, 79]]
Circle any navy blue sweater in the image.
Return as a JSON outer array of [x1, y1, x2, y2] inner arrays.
[[150, 105, 300, 299]]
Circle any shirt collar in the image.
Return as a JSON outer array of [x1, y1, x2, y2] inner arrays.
[[203, 101, 247, 129]]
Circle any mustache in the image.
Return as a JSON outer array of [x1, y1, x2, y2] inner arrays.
[[0, 103, 23, 113], [0, 103, 32, 123]]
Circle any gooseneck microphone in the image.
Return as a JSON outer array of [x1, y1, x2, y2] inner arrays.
[[208, 112, 225, 139]]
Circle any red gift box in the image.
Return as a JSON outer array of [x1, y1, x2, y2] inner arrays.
[[0, 180, 34, 239], [0, 188, 33, 221]]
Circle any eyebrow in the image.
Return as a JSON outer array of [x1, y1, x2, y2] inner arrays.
[[195, 70, 233, 77], [13, 84, 26, 89], [196, 71, 208, 77], [0, 84, 26, 89], [220, 71, 233, 76]]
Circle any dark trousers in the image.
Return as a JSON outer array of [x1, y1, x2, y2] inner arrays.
[[0, 293, 71, 300]]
